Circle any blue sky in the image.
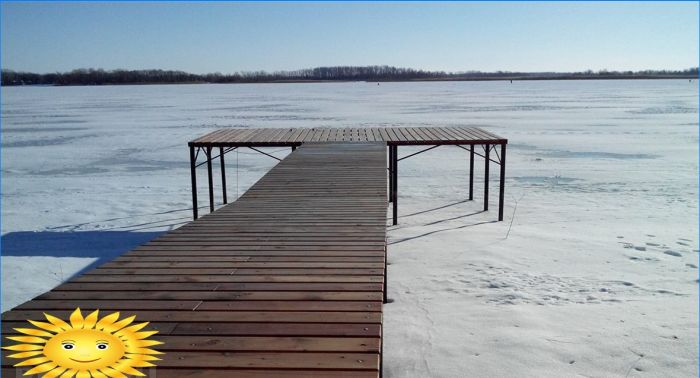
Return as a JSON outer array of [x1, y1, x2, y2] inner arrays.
[[1, 2, 698, 73]]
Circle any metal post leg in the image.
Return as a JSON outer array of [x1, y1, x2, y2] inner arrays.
[[469, 145, 474, 200], [392, 145, 398, 225], [206, 147, 214, 213], [388, 146, 393, 203], [220, 147, 227, 205], [498, 143, 506, 221], [383, 246, 388, 304], [484, 144, 490, 211], [292, 145, 296, 151], [484, 144, 491, 211], [190, 146, 198, 220]]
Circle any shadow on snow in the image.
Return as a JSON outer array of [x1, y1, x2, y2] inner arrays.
[[1, 231, 164, 277]]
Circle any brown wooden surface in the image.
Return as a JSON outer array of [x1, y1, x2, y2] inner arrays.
[[1, 143, 387, 378], [190, 126, 507, 147]]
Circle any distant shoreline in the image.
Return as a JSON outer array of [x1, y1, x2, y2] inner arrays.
[[2, 76, 697, 87], [2, 66, 696, 87]]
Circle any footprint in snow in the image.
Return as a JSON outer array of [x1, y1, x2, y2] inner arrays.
[[664, 250, 682, 257]]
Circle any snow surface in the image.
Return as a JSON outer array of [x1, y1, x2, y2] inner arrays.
[[2, 80, 698, 377]]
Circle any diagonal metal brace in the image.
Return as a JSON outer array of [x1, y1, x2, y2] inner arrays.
[[195, 146, 238, 168], [249, 147, 282, 161], [456, 145, 501, 165], [398, 145, 440, 162]]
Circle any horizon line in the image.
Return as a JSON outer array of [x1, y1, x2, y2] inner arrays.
[[3, 65, 698, 76]]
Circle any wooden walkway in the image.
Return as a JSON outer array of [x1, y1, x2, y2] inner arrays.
[[2, 143, 387, 377]]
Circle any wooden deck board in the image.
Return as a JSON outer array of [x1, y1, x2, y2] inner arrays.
[[190, 126, 506, 146], [1, 143, 387, 377]]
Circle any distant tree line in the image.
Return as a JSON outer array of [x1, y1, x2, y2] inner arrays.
[[1, 66, 697, 86]]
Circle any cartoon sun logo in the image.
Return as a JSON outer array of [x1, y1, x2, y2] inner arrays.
[[3, 308, 163, 377]]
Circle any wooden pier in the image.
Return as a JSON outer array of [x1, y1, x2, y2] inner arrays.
[[188, 126, 508, 224], [2, 143, 387, 377], [2, 126, 507, 377]]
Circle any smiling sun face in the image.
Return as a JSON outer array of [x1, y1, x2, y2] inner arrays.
[[43, 328, 126, 371], [3, 308, 163, 377]]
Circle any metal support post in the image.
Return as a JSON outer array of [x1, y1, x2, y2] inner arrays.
[[220, 147, 227, 204], [484, 144, 490, 211], [189, 145, 198, 220], [206, 147, 214, 213], [383, 245, 388, 304], [498, 143, 506, 221], [392, 145, 398, 225], [388, 146, 394, 203], [469, 145, 474, 200]]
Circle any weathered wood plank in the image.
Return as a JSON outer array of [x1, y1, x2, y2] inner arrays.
[[1, 143, 388, 377]]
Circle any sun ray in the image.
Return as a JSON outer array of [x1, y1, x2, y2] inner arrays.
[[42, 366, 68, 378], [103, 316, 135, 333], [115, 322, 148, 336], [100, 367, 128, 378], [15, 356, 50, 366], [126, 348, 162, 355], [126, 354, 160, 362], [44, 313, 72, 331], [129, 331, 158, 341], [24, 361, 58, 375], [14, 327, 54, 338], [134, 340, 163, 348], [5, 308, 162, 378], [6, 335, 47, 344], [4, 343, 44, 351], [59, 369, 78, 378], [28, 320, 64, 334], [127, 359, 156, 368], [6, 350, 44, 359], [95, 312, 120, 330], [111, 361, 145, 377], [83, 310, 100, 329], [69, 308, 85, 329]]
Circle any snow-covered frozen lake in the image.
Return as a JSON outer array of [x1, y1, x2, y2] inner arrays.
[[2, 80, 698, 377]]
